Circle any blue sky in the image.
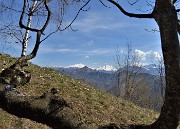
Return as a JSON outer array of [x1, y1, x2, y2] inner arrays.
[[0, 0, 162, 68]]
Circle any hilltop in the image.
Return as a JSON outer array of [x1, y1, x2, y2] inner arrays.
[[0, 53, 159, 128]]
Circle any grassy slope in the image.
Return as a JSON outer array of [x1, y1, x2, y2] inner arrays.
[[0, 54, 159, 129]]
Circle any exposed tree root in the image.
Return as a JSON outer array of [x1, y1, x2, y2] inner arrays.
[[0, 83, 83, 129]]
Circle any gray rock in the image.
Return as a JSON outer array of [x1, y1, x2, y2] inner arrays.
[[5, 85, 15, 92], [51, 88, 59, 95]]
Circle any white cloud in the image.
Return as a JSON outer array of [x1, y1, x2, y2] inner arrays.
[[41, 46, 112, 56], [41, 48, 80, 53], [87, 40, 94, 46], [57, 48, 79, 53], [135, 62, 150, 67], [152, 52, 162, 60], [82, 40, 95, 46], [83, 49, 112, 56], [134, 49, 162, 62], [85, 56, 90, 59], [135, 49, 152, 60]]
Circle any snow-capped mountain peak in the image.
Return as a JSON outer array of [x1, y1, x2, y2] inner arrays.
[[66, 63, 86, 68], [96, 65, 116, 71]]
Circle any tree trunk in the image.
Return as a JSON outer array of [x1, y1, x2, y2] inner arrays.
[[107, 0, 180, 128], [21, 0, 37, 57], [150, 0, 180, 129]]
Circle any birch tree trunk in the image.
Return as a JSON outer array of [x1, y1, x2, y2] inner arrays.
[[21, 0, 37, 57]]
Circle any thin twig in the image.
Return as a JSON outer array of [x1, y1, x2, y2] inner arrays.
[[127, 0, 139, 6], [99, 0, 111, 8], [60, 0, 91, 31]]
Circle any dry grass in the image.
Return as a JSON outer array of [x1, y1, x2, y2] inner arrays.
[[0, 53, 160, 128]]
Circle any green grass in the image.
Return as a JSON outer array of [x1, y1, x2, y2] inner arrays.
[[0, 53, 160, 129]]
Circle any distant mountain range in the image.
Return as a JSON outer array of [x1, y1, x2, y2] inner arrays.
[[62, 63, 116, 72], [51, 64, 165, 111], [52, 65, 117, 91], [52, 63, 162, 75], [51, 64, 164, 92]]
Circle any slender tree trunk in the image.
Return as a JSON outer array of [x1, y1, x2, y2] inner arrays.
[[117, 73, 121, 97], [21, 0, 37, 57]]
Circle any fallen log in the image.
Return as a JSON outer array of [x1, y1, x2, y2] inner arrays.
[[0, 83, 82, 129]]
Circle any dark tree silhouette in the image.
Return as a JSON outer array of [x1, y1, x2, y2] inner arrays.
[[103, 0, 180, 129]]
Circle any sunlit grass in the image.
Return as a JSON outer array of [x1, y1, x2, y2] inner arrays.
[[0, 53, 160, 128]]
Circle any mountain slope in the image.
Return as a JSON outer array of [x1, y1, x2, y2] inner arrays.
[[53, 66, 162, 97], [0, 53, 159, 128]]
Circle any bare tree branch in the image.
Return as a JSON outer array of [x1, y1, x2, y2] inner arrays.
[[0, 24, 24, 44], [41, 0, 51, 33], [0, 3, 25, 14], [14, 0, 52, 64], [176, 8, 180, 12], [173, 0, 178, 4], [127, 0, 139, 6], [40, 25, 61, 43], [60, 0, 91, 31], [25, 31, 41, 61], [19, 0, 40, 32], [108, 0, 153, 18], [145, 28, 160, 33], [99, 0, 111, 8], [146, 0, 154, 7], [24, 1, 51, 61]]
